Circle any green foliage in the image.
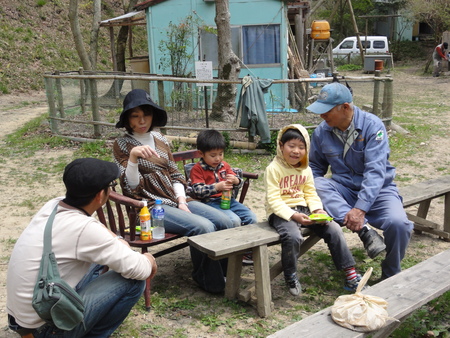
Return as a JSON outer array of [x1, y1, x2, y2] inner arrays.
[[2, 114, 73, 158], [157, 15, 206, 110], [391, 40, 429, 62], [0, 1, 136, 93], [158, 15, 199, 77], [222, 131, 231, 150], [408, 0, 450, 42], [336, 63, 363, 71], [167, 83, 194, 111], [74, 140, 113, 161], [391, 291, 450, 338], [0, 80, 9, 94], [317, 0, 375, 43], [261, 130, 278, 156]]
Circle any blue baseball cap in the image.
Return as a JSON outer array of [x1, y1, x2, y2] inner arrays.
[[306, 82, 353, 115]]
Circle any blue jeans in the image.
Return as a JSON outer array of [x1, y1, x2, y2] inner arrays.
[[314, 177, 413, 278], [29, 264, 145, 337], [269, 206, 355, 280], [206, 197, 257, 227], [163, 200, 235, 236]]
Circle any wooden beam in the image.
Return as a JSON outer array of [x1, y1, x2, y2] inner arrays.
[[346, 0, 364, 63]]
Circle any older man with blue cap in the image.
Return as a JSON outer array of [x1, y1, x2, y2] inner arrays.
[[307, 82, 413, 281]]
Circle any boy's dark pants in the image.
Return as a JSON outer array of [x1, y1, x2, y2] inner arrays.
[[269, 206, 356, 280]]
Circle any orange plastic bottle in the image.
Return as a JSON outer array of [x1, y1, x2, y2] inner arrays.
[[139, 201, 152, 240]]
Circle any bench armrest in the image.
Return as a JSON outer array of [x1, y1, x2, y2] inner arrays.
[[242, 172, 259, 180], [109, 190, 144, 208]]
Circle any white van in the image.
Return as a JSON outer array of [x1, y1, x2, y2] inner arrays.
[[332, 36, 389, 57]]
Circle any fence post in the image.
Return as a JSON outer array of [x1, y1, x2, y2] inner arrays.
[[157, 80, 165, 109], [45, 77, 58, 133], [89, 78, 101, 137], [55, 70, 65, 118], [382, 76, 393, 129], [372, 70, 381, 117], [79, 67, 86, 115]]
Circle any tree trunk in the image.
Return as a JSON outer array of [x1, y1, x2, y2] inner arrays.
[[211, 0, 241, 122], [104, 0, 139, 98], [89, 0, 101, 70], [116, 0, 139, 73], [68, 0, 92, 70]]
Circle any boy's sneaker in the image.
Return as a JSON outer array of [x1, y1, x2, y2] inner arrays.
[[286, 278, 302, 296], [358, 227, 386, 259], [344, 274, 366, 292], [242, 251, 253, 265]]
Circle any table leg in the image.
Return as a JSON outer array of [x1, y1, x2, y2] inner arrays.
[[253, 244, 272, 317], [444, 192, 450, 241], [224, 253, 243, 299]]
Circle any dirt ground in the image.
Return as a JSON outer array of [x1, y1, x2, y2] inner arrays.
[[1, 68, 450, 337]]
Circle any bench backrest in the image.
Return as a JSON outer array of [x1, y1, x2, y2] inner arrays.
[[172, 149, 258, 204]]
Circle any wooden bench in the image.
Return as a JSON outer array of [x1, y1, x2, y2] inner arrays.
[[188, 221, 320, 317], [97, 149, 259, 309], [399, 176, 450, 240], [269, 248, 450, 338], [185, 176, 450, 319]]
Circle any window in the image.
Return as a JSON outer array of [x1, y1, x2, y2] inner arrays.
[[373, 41, 386, 49], [359, 41, 371, 49], [242, 25, 280, 64], [199, 24, 281, 67], [340, 41, 354, 49]]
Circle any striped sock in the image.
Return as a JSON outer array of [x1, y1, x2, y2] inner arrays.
[[344, 266, 357, 282]]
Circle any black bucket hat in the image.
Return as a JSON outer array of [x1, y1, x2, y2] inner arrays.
[[115, 89, 167, 128]]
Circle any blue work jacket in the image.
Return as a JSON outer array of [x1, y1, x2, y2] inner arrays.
[[309, 106, 396, 212]]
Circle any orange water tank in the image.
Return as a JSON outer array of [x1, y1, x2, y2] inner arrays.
[[311, 20, 330, 40], [374, 60, 384, 71]]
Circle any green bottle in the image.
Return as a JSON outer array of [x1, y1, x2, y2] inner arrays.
[[220, 190, 231, 209]]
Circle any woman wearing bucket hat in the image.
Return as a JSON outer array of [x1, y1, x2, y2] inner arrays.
[[113, 89, 233, 293]]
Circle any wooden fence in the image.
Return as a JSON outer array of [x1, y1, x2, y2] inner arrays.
[[43, 70, 393, 146]]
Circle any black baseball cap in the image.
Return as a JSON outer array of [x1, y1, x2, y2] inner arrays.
[[63, 158, 120, 199], [115, 89, 167, 128]]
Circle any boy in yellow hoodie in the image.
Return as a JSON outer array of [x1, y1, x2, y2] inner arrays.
[[265, 124, 361, 296]]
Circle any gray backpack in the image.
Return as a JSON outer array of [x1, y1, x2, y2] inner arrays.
[[32, 205, 85, 331]]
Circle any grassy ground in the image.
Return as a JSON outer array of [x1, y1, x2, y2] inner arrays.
[[2, 108, 450, 337], [2, 64, 450, 336]]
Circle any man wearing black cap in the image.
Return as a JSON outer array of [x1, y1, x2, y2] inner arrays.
[[433, 42, 448, 77], [7, 158, 157, 337]]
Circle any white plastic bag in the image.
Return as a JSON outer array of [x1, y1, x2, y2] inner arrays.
[[331, 267, 397, 332]]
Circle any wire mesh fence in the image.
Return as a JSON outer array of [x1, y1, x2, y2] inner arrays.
[[44, 70, 393, 147]]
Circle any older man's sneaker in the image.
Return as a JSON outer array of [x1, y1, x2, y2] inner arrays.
[[358, 227, 386, 259], [286, 278, 302, 296]]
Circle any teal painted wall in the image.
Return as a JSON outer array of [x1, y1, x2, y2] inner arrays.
[[145, 0, 290, 110]]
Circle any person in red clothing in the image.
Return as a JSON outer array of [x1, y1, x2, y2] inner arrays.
[[189, 129, 258, 228], [432, 42, 448, 77]]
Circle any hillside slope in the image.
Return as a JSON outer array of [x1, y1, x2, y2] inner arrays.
[[0, 1, 147, 94]]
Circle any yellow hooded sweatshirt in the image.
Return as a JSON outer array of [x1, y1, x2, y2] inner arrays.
[[264, 124, 323, 221]]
